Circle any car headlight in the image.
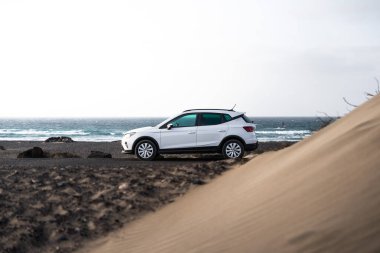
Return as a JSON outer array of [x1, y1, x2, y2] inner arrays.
[[124, 132, 136, 139]]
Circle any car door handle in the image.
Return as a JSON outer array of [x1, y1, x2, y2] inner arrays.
[[188, 132, 196, 134], [218, 130, 226, 133]]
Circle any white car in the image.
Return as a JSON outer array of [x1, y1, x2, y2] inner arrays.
[[121, 109, 258, 161]]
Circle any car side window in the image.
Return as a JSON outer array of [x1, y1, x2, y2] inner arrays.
[[169, 114, 197, 128], [223, 114, 232, 122], [199, 113, 223, 126]]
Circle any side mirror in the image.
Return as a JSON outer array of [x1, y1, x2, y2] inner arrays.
[[167, 123, 173, 130]]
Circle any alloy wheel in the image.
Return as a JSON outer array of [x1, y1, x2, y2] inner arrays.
[[225, 142, 242, 158], [137, 142, 154, 159]]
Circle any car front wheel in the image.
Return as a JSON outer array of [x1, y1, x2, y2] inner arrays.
[[135, 140, 157, 161], [222, 139, 245, 159]]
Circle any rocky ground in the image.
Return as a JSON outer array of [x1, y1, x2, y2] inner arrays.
[[0, 141, 296, 253]]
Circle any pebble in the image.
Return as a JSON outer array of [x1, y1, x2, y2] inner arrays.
[[118, 183, 129, 191], [56, 181, 67, 187], [88, 221, 96, 230]]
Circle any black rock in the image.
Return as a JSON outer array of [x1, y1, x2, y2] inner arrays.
[[87, 151, 112, 158], [0, 145, 5, 150], [45, 136, 74, 143], [17, 147, 45, 158], [57, 234, 69, 242], [192, 179, 207, 185]]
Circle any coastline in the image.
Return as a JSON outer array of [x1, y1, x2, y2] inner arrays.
[[0, 140, 296, 160]]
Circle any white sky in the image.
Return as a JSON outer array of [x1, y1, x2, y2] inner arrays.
[[0, 0, 379, 117]]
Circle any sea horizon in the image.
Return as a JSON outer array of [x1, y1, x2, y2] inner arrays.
[[0, 117, 333, 142]]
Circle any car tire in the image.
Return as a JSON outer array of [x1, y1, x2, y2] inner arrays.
[[222, 139, 245, 159], [135, 140, 157, 161]]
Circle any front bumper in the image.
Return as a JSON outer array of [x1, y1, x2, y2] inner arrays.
[[245, 141, 259, 151], [121, 139, 134, 154]]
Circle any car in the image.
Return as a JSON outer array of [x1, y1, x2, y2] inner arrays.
[[121, 109, 258, 161]]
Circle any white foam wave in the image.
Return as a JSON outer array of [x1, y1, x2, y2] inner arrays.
[[258, 134, 311, 142], [0, 129, 89, 136], [0, 135, 121, 142], [256, 130, 311, 135]]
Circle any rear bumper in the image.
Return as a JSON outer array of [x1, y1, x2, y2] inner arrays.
[[245, 141, 259, 151]]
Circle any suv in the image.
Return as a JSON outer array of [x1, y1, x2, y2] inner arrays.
[[121, 109, 258, 161]]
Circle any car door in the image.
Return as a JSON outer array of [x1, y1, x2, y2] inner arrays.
[[160, 113, 198, 149], [196, 113, 229, 147]]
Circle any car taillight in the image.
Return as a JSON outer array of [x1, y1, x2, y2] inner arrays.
[[243, 126, 254, 132]]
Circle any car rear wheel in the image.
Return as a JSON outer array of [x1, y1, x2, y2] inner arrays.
[[135, 140, 157, 161], [222, 139, 244, 159]]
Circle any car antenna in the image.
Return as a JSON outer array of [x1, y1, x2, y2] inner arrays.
[[230, 104, 236, 111]]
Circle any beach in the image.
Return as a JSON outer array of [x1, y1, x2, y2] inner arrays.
[[0, 140, 293, 252], [1, 96, 379, 253], [78, 95, 380, 253]]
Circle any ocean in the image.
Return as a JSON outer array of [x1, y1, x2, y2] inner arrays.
[[0, 117, 329, 142]]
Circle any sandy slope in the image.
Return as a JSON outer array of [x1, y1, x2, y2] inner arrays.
[[80, 95, 380, 253]]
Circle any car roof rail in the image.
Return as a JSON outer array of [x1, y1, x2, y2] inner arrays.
[[183, 108, 235, 112]]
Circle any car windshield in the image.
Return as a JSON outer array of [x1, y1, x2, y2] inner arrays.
[[156, 117, 171, 127]]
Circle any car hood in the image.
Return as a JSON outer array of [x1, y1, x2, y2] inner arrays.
[[125, 126, 154, 134]]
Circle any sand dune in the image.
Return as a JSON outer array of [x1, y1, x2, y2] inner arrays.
[[80, 95, 380, 253]]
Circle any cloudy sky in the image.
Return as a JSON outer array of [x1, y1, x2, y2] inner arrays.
[[0, 0, 379, 117]]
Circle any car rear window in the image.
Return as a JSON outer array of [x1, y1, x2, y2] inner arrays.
[[242, 115, 252, 123]]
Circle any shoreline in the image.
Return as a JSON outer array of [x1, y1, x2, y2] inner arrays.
[[0, 140, 297, 160]]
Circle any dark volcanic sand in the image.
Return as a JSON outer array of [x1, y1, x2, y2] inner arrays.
[[0, 141, 295, 253]]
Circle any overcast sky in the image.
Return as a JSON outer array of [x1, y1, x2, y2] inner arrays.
[[0, 0, 379, 117]]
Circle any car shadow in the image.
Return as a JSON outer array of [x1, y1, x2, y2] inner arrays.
[[156, 155, 225, 162], [117, 154, 225, 162]]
